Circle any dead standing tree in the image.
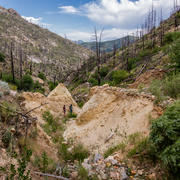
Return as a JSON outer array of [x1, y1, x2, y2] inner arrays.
[[113, 42, 117, 67], [10, 41, 15, 82], [94, 27, 104, 85], [19, 44, 23, 88], [159, 8, 164, 46]]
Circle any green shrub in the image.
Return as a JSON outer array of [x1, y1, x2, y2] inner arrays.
[[58, 143, 89, 163], [127, 137, 149, 158], [2, 74, 13, 83], [41, 152, 49, 173], [150, 101, 180, 174], [2, 73, 21, 89], [78, 101, 84, 108], [162, 74, 180, 98], [33, 81, 45, 94], [67, 112, 77, 118], [2, 130, 12, 148], [99, 66, 109, 78], [0, 52, 5, 62], [42, 111, 59, 133], [164, 32, 180, 44], [62, 165, 70, 178], [88, 78, 98, 86], [170, 39, 180, 68], [48, 81, 58, 91], [4, 147, 32, 179], [127, 57, 140, 70], [38, 72, 46, 80], [72, 144, 89, 162], [138, 49, 152, 58], [77, 165, 88, 180], [149, 80, 166, 103], [161, 139, 180, 174], [104, 142, 126, 158], [42, 111, 54, 125], [149, 74, 180, 101], [110, 70, 129, 85], [21, 74, 34, 91], [58, 143, 72, 162], [128, 132, 141, 145], [176, 11, 180, 18]]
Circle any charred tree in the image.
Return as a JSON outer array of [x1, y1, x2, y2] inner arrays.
[[10, 41, 15, 82], [19, 46, 23, 87], [159, 8, 164, 46], [113, 42, 117, 67], [94, 27, 103, 85]]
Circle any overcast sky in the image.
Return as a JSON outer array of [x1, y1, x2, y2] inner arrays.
[[0, 0, 177, 41]]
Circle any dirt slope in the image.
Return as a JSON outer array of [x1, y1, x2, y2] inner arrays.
[[22, 83, 80, 160], [64, 84, 162, 153], [22, 83, 80, 121], [129, 69, 166, 89]]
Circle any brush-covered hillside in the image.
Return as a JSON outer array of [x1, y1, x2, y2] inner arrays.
[[0, 6, 92, 82], [70, 11, 180, 96]]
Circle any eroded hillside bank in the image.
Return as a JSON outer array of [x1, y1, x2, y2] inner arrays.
[[23, 83, 163, 154]]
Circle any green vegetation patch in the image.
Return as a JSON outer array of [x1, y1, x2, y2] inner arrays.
[[58, 143, 89, 163], [149, 73, 180, 102], [150, 101, 180, 175], [38, 72, 46, 81], [0, 52, 5, 62], [104, 142, 126, 158], [109, 70, 129, 85]]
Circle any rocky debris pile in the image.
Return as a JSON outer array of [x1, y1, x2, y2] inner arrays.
[[81, 154, 128, 180], [71, 152, 158, 180]]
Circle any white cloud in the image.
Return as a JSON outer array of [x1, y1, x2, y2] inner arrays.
[[83, 0, 174, 28], [102, 28, 137, 40], [22, 16, 42, 24], [22, 16, 50, 27], [60, 31, 92, 41], [63, 28, 137, 42], [59, 6, 79, 14], [59, 0, 174, 29]]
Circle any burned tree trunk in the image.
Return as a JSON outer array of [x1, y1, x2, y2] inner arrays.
[[19, 46, 23, 88], [113, 43, 117, 67], [10, 42, 15, 82], [94, 28, 103, 85]]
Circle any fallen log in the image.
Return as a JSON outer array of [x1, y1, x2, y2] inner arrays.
[[34, 171, 69, 180], [105, 132, 115, 143]]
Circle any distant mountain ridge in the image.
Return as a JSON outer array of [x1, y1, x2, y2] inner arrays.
[[75, 36, 136, 52]]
